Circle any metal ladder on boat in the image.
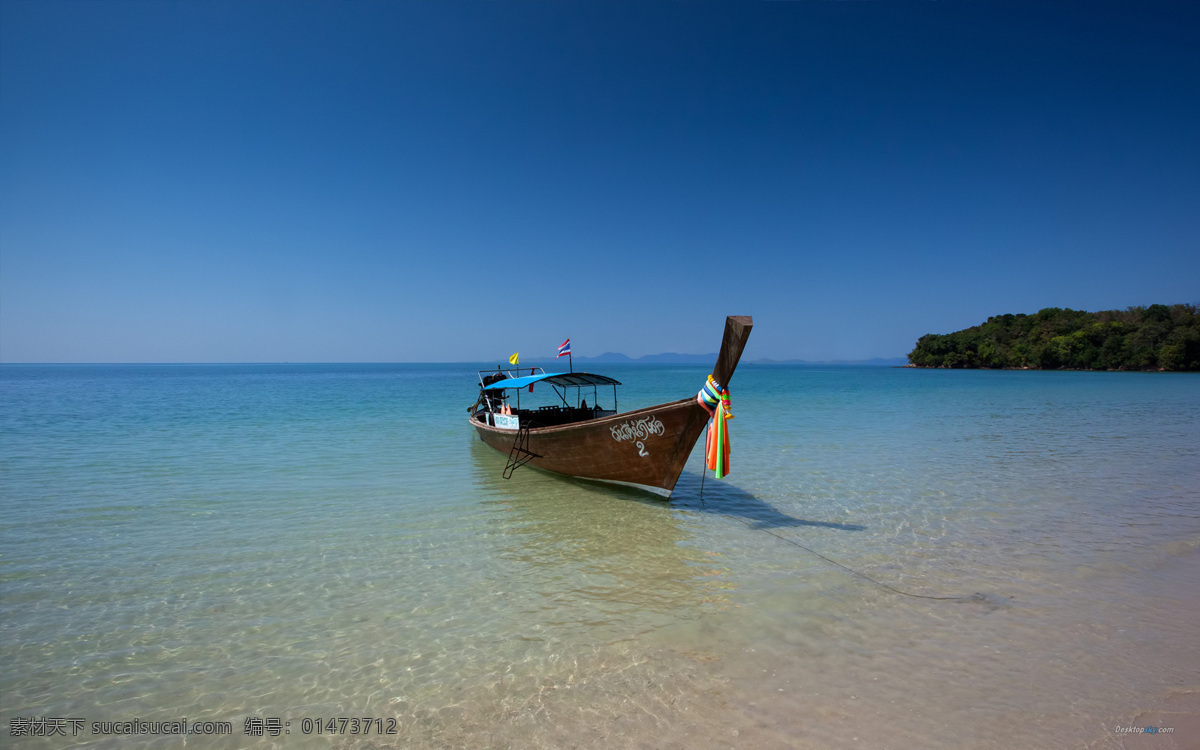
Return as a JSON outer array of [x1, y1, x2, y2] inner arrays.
[[502, 425, 539, 479]]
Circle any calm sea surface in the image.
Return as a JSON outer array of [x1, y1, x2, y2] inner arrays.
[[2, 364, 1198, 749]]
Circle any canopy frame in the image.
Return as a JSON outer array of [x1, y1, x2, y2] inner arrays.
[[475, 368, 621, 414]]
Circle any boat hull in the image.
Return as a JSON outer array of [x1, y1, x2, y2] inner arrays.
[[471, 397, 711, 497]]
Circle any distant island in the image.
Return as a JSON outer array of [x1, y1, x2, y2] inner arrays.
[[908, 304, 1199, 371]]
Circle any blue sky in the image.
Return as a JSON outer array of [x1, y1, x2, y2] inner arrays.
[[2, 0, 1197, 363]]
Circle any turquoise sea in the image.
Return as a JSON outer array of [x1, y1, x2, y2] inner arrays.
[[2, 364, 1199, 749]]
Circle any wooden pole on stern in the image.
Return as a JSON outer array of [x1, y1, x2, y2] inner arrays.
[[712, 315, 754, 387]]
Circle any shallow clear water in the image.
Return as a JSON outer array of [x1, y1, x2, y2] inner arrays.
[[2, 364, 1198, 748]]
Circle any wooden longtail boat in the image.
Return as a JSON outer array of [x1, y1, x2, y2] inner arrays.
[[469, 316, 753, 497]]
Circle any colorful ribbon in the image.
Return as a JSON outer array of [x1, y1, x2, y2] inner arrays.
[[697, 374, 733, 479]]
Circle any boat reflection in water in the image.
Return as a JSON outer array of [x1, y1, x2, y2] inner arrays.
[[467, 438, 736, 632]]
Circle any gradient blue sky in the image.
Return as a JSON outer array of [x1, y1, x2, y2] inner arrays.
[[2, 0, 1197, 363]]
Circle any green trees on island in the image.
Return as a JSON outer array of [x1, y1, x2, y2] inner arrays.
[[908, 304, 1200, 371]]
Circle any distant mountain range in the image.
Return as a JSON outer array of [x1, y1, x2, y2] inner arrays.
[[523, 353, 907, 366], [749, 356, 908, 366]]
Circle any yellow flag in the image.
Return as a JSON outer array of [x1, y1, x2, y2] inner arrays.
[[509, 352, 519, 365]]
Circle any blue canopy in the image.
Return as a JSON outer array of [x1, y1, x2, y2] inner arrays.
[[482, 372, 621, 390]]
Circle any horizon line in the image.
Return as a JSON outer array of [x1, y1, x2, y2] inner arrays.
[[0, 356, 909, 366]]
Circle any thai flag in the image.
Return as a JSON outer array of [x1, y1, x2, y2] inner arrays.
[[557, 339, 571, 358]]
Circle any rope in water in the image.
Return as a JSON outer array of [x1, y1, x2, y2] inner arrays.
[[699, 473, 985, 603]]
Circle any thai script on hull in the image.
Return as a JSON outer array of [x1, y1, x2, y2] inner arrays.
[[610, 415, 665, 443]]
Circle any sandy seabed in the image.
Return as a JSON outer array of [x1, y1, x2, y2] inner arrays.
[[336, 544, 1200, 750]]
